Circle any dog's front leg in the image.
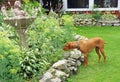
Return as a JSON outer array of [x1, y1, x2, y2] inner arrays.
[[83, 53, 88, 67]]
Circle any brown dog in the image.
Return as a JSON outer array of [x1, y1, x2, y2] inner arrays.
[[63, 37, 106, 66]]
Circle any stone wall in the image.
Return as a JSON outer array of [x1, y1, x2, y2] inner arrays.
[[39, 35, 88, 82], [74, 18, 120, 26], [74, 18, 97, 26]]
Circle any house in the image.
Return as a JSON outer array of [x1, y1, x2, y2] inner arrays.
[[62, 0, 120, 12], [62, 0, 120, 18]]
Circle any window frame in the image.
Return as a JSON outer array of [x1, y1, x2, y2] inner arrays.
[[63, 0, 120, 11]]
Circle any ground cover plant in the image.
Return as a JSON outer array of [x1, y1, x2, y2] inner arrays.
[[0, 6, 74, 82], [0, 25, 24, 82], [62, 15, 120, 82]]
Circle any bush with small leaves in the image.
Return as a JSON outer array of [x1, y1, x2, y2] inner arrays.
[[0, 31, 23, 82]]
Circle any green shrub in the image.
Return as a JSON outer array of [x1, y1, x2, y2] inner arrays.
[[100, 12, 117, 20], [18, 16, 74, 79], [73, 14, 93, 19], [92, 11, 102, 20], [22, 0, 43, 16], [27, 16, 74, 61], [19, 48, 50, 80], [0, 13, 4, 26], [0, 31, 23, 82]]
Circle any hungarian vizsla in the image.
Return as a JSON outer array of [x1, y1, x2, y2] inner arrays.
[[63, 37, 106, 66]]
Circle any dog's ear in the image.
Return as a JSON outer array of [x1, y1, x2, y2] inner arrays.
[[67, 42, 72, 48]]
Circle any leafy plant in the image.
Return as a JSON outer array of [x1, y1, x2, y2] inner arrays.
[[18, 16, 74, 79], [92, 11, 102, 20], [28, 17, 73, 58], [0, 12, 4, 26], [100, 12, 117, 20], [22, 0, 43, 16], [0, 31, 23, 82], [19, 49, 50, 79], [73, 14, 93, 19]]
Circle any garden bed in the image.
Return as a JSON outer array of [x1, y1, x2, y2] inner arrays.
[[73, 12, 120, 26], [97, 20, 120, 26]]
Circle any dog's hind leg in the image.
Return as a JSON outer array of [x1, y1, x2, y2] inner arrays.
[[95, 47, 101, 62], [100, 48, 106, 64]]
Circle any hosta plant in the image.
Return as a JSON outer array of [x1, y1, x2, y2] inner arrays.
[[19, 49, 50, 79]]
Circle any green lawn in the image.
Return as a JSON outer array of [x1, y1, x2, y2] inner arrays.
[[63, 15, 120, 82]]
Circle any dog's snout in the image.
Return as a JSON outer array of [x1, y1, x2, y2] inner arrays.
[[63, 47, 66, 50], [63, 46, 68, 51]]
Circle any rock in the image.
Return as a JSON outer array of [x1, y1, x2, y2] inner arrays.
[[52, 59, 71, 73], [67, 58, 76, 62], [78, 36, 88, 40], [55, 70, 69, 79], [67, 59, 76, 66], [69, 66, 78, 74], [62, 52, 70, 59], [73, 49, 82, 55], [39, 72, 53, 82], [50, 77, 62, 82], [73, 34, 88, 41], [76, 60, 82, 66], [70, 49, 82, 59], [73, 34, 81, 41], [52, 59, 68, 70], [48, 68, 56, 73], [80, 55, 84, 62]]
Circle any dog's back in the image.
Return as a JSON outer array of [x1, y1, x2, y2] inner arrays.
[[79, 37, 105, 52]]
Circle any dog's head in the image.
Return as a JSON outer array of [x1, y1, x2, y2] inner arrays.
[[63, 42, 72, 51], [63, 42, 77, 51]]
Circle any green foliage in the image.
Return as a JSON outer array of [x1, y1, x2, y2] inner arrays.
[[100, 12, 117, 20], [0, 5, 73, 80], [27, 16, 73, 62], [49, 10, 58, 18], [19, 49, 50, 80], [0, 31, 23, 82], [0, 12, 4, 26], [22, 0, 44, 16], [18, 16, 74, 79], [73, 14, 93, 19], [92, 11, 102, 20]]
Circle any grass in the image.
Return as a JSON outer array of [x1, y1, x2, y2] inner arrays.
[[63, 15, 120, 82]]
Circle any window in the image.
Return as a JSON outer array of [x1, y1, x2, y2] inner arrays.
[[67, 0, 89, 8], [64, 0, 119, 11], [94, 0, 118, 8]]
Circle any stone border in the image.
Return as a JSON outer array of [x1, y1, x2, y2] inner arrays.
[[74, 18, 97, 26], [74, 18, 120, 26], [39, 34, 88, 82]]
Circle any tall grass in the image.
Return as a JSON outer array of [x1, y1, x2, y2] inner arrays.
[[63, 15, 120, 82]]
